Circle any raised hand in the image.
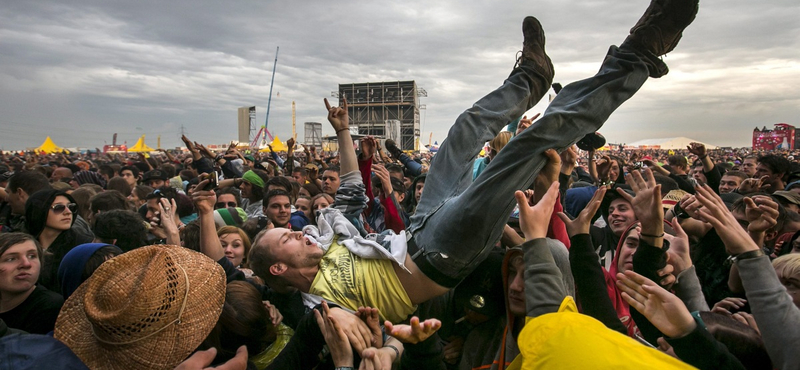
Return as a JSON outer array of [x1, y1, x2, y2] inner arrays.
[[324, 97, 350, 132], [287, 137, 295, 151], [738, 175, 770, 194], [372, 163, 393, 197], [360, 136, 377, 160], [693, 185, 760, 255], [191, 180, 217, 215], [557, 186, 607, 237], [195, 142, 214, 159], [686, 142, 706, 158], [616, 270, 697, 338], [384, 316, 442, 344], [516, 182, 560, 240], [618, 168, 663, 236], [533, 149, 561, 204], [596, 155, 613, 182], [560, 146, 578, 175], [744, 195, 779, 233], [357, 306, 383, 348], [515, 113, 540, 136], [665, 219, 692, 276], [315, 301, 354, 367]]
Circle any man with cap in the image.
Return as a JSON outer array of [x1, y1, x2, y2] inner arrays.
[[772, 190, 800, 213], [142, 169, 167, 189]]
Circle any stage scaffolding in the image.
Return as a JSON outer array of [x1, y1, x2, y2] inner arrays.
[[332, 80, 426, 150]]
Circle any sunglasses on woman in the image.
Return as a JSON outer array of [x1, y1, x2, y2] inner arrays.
[[51, 203, 77, 214], [215, 202, 237, 209]]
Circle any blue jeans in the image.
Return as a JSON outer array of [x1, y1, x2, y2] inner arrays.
[[410, 45, 650, 287]]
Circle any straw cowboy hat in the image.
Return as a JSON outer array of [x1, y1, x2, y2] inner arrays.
[[54, 245, 226, 370]]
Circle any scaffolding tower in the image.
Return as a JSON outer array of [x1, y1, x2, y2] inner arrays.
[[304, 122, 323, 148], [332, 80, 426, 150]]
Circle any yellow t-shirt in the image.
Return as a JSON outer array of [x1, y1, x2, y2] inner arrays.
[[309, 238, 416, 323]]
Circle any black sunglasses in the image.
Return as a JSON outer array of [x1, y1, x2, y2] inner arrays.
[[215, 201, 237, 209], [51, 203, 77, 215]]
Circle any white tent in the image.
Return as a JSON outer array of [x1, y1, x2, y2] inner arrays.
[[626, 137, 718, 150]]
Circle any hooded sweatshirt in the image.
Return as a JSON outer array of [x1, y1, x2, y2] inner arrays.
[[459, 239, 574, 370], [24, 189, 94, 292]]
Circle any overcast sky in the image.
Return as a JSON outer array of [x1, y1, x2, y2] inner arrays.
[[1, 0, 798, 150]]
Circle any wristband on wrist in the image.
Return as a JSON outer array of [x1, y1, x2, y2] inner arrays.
[[639, 232, 665, 238], [672, 203, 690, 219], [334, 367, 355, 370], [726, 249, 764, 266], [335, 127, 350, 134], [384, 344, 400, 361]]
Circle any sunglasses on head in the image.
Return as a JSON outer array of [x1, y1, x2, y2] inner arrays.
[[215, 201, 237, 209], [51, 203, 77, 214]]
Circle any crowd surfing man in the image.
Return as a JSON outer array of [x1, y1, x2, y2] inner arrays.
[[240, 0, 700, 326]]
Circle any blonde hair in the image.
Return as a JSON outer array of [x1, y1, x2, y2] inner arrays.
[[489, 131, 513, 152], [218, 226, 252, 267], [773, 253, 800, 283]]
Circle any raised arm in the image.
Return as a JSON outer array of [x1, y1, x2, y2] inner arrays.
[[694, 184, 800, 370], [558, 187, 628, 334], [192, 180, 224, 261]]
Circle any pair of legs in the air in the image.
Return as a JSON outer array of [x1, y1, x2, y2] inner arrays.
[[404, 0, 700, 293]]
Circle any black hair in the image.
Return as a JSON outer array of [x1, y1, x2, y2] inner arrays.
[[159, 163, 176, 178], [653, 174, 679, 196], [92, 210, 148, 252], [215, 187, 242, 207], [90, 191, 130, 215], [7, 170, 51, 195], [120, 165, 140, 178], [266, 176, 293, 193], [98, 164, 116, 179], [264, 189, 291, 206], [146, 186, 178, 201], [757, 154, 791, 178]]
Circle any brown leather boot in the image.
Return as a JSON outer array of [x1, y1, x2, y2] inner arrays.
[[624, 0, 699, 77], [516, 16, 554, 84]]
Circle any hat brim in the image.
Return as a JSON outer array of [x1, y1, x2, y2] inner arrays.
[[54, 245, 225, 370]]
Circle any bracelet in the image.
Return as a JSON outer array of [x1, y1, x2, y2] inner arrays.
[[672, 203, 690, 219], [726, 249, 765, 266], [698, 154, 708, 160], [334, 367, 355, 370], [384, 344, 400, 361], [335, 128, 350, 134], [639, 232, 665, 238]]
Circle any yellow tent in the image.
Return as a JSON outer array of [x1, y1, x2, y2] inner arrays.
[[34, 136, 64, 154], [259, 136, 287, 152], [128, 135, 155, 152]]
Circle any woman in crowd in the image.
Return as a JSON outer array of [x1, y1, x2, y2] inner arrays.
[[218, 226, 251, 273], [128, 184, 153, 209], [24, 189, 93, 291], [0, 232, 64, 334]]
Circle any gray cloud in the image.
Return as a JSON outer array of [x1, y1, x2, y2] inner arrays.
[[1, 0, 798, 150]]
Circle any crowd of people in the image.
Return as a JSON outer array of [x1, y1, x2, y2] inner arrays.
[[1, 0, 799, 369]]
